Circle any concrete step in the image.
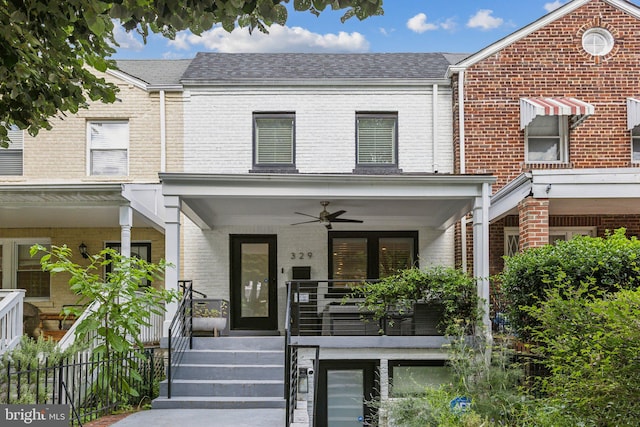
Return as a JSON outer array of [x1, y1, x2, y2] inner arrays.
[[192, 336, 284, 351], [180, 349, 284, 365], [152, 396, 286, 410], [159, 379, 284, 397], [172, 363, 283, 380]]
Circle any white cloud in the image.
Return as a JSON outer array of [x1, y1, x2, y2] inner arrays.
[[168, 24, 369, 53], [440, 18, 457, 32], [112, 24, 144, 51], [544, 1, 566, 12], [467, 9, 504, 30], [407, 13, 438, 34]]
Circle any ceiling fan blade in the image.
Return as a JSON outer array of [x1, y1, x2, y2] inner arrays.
[[294, 212, 321, 220], [331, 218, 364, 223], [291, 219, 321, 226], [325, 210, 346, 220]]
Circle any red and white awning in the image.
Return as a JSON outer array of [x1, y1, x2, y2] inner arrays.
[[520, 97, 595, 129], [627, 98, 640, 130]]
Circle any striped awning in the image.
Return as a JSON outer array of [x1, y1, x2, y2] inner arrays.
[[520, 97, 595, 129], [627, 98, 640, 130]]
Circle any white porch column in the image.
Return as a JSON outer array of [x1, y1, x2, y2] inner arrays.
[[163, 195, 181, 336], [472, 182, 491, 338], [119, 205, 133, 258]]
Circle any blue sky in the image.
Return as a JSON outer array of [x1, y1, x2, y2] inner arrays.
[[112, 0, 640, 59]]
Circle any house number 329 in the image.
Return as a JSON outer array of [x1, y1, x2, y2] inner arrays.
[[291, 252, 312, 260]]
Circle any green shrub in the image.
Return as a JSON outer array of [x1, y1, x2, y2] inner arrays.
[[499, 228, 640, 339], [349, 266, 480, 334], [525, 284, 640, 425]]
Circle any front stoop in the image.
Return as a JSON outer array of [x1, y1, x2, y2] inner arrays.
[[153, 336, 286, 410]]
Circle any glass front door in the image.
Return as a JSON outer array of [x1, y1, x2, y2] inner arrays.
[[230, 235, 278, 330]]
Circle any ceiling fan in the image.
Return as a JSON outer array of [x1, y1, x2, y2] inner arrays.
[[292, 201, 363, 230]]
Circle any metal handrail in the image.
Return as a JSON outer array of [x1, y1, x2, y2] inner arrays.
[[166, 281, 193, 399]]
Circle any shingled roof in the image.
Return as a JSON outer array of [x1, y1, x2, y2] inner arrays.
[[182, 52, 461, 82], [115, 59, 192, 86]]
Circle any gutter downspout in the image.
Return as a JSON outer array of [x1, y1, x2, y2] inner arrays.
[[433, 84, 439, 173], [160, 90, 167, 173], [458, 70, 470, 272]]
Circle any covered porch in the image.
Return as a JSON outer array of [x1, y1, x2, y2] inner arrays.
[[160, 173, 495, 337]]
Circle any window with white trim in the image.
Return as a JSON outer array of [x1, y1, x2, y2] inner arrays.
[[0, 125, 24, 175], [632, 125, 640, 163], [525, 116, 568, 163], [0, 239, 51, 299], [87, 121, 129, 176], [356, 113, 398, 167], [253, 113, 295, 168], [504, 227, 596, 257]]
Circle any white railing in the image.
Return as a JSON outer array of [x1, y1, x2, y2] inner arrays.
[[58, 292, 166, 351], [0, 289, 25, 354]]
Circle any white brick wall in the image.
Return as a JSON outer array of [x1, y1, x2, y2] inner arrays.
[[183, 86, 453, 174], [182, 217, 455, 330]]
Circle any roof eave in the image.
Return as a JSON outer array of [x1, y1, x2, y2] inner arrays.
[[107, 69, 148, 91], [180, 78, 451, 87]]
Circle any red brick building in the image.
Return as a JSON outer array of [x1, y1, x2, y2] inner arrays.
[[449, 0, 640, 275]]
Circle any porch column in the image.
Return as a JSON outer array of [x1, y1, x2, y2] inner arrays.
[[119, 205, 133, 258], [518, 197, 549, 251], [473, 182, 491, 336], [163, 195, 181, 336]]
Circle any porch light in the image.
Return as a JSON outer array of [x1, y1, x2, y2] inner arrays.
[[79, 242, 89, 259]]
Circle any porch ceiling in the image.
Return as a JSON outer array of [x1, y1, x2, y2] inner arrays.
[[0, 184, 157, 228], [160, 173, 496, 230]]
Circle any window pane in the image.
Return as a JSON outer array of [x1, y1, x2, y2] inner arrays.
[[0, 245, 3, 289], [379, 237, 413, 278], [391, 364, 452, 397], [505, 234, 519, 257], [89, 122, 129, 149], [255, 117, 293, 164], [17, 244, 50, 298], [332, 238, 367, 287], [633, 127, 640, 162], [527, 116, 559, 136], [357, 116, 396, 165], [241, 243, 270, 318], [91, 149, 128, 175], [0, 150, 23, 175], [528, 138, 560, 161], [327, 370, 364, 427]]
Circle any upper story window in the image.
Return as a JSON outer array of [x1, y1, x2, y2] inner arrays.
[[253, 113, 295, 170], [582, 28, 614, 56], [525, 115, 568, 163], [87, 121, 129, 176], [356, 113, 398, 168], [0, 125, 24, 176]]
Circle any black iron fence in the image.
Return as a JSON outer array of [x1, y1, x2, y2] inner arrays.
[[0, 348, 162, 426]]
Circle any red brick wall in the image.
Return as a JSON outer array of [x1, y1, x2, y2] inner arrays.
[[461, 0, 640, 192], [518, 198, 550, 250]]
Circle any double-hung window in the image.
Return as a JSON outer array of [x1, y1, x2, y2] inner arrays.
[[87, 121, 129, 176], [525, 116, 568, 163], [0, 239, 51, 299], [356, 112, 398, 168], [253, 113, 295, 170], [0, 125, 23, 175]]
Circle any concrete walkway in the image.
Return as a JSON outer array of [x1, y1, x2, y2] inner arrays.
[[111, 409, 285, 427]]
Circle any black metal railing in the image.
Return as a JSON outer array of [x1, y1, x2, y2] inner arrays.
[[0, 349, 160, 426], [287, 280, 446, 337], [167, 280, 194, 399], [285, 282, 320, 426]]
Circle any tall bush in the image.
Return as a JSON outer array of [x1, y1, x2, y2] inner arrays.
[[499, 228, 640, 339]]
